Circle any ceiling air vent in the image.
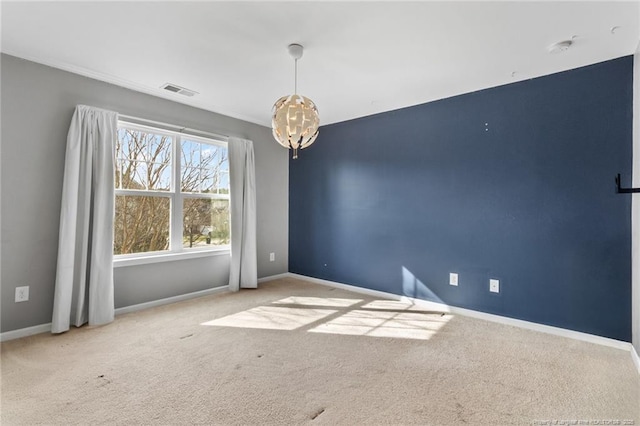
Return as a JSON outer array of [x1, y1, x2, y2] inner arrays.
[[161, 83, 198, 97]]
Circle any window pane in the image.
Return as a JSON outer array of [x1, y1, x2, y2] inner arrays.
[[114, 195, 170, 255], [183, 198, 230, 248], [181, 139, 228, 194], [115, 128, 172, 191]]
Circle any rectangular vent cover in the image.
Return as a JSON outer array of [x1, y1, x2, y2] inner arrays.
[[161, 83, 198, 97]]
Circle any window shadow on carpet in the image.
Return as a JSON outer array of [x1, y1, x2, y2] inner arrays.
[[201, 295, 451, 340]]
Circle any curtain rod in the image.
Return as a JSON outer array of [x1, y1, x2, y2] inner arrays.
[[118, 114, 230, 141]]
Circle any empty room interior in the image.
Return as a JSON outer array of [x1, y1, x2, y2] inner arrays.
[[1, 2, 640, 425]]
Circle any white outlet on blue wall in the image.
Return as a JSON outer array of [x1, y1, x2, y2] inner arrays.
[[489, 279, 500, 293], [449, 273, 458, 286]]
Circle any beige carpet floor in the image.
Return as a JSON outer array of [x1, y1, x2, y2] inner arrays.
[[1, 277, 639, 425]]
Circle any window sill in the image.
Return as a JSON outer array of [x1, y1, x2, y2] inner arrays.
[[113, 248, 230, 268]]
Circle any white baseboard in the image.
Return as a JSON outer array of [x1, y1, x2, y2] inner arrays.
[[258, 273, 290, 283], [114, 285, 229, 315], [289, 273, 638, 360], [1, 285, 229, 342], [0, 323, 52, 342]]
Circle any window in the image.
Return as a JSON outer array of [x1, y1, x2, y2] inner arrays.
[[114, 122, 229, 258]]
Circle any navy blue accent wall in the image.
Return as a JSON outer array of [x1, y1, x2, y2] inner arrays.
[[289, 56, 633, 341]]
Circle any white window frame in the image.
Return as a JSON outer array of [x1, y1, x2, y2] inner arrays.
[[113, 121, 230, 267]]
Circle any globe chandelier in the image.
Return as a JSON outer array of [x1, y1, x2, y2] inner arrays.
[[272, 43, 320, 159]]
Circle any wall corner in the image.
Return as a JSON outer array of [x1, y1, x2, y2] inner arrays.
[[632, 40, 640, 354]]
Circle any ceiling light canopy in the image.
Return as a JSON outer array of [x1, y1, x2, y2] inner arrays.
[[272, 44, 320, 159]]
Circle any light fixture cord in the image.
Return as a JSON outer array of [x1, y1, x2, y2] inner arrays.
[[294, 58, 298, 95]]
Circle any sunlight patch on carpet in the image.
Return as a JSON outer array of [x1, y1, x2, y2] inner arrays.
[[272, 296, 363, 307], [308, 309, 451, 340], [201, 306, 338, 330]]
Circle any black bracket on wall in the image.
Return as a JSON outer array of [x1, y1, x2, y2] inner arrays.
[[615, 174, 640, 194]]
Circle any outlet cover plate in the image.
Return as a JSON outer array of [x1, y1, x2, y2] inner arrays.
[[15, 286, 29, 302], [449, 273, 458, 286], [269, 252, 275, 262], [489, 279, 500, 293]]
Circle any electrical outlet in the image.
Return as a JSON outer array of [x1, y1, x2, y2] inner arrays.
[[489, 279, 500, 293], [15, 286, 29, 302], [269, 252, 275, 262], [449, 273, 458, 286]]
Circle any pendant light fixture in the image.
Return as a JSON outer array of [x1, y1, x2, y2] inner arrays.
[[272, 43, 320, 159]]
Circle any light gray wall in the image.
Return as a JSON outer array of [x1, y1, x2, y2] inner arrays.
[[113, 255, 231, 308], [0, 54, 288, 333]]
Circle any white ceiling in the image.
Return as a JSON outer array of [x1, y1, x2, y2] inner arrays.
[[2, 2, 639, 127]]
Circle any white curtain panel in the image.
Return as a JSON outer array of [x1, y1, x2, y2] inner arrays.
[[51, 105, 117, 333], [228, 137, 258, 291]]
